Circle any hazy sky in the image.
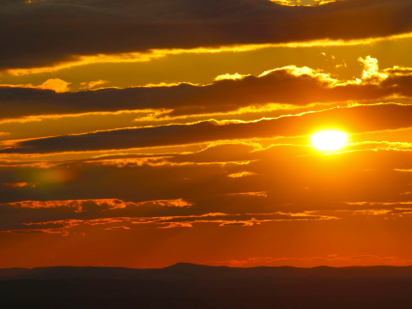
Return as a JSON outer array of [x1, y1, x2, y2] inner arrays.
[[1, 0, 412, 268]]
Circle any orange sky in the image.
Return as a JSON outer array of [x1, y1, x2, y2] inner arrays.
[[1, 0, 412, 269]]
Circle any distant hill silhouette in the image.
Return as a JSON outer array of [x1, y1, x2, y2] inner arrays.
[[2, 263, 412, 281], [1, 264, 412, 308]]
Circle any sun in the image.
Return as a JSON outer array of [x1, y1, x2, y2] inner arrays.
[[311, 130, 348, 151]]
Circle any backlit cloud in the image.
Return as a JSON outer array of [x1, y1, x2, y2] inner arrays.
[[2, 0, 412, 269], [0, 78, 71, 93], [2, 182, 35, 188], [2, 0, 412, 72], [2, 59, 412, 124], [3, 103, 412, 154]]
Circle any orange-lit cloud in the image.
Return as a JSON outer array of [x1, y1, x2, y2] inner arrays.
[[358, 56, 389, 84], [0, 78, 70, 93], [5, 33, 411, 77], [5, 198, 192, 213], [227, 171, 257, 178], [214, 73, 249, 81], [2, 58, 411, 126], [159, 222, 193, 229], [7, 30, 412, 78], [6, 210, 336, 235], [79, 80, 109, 91], [5, 103, 412, 154], [3, 0, 412, 74], [2, 182, 35, 188], [133, 198, 193, 208], [207, 254, 412, 267], [225, 191, 268, 197], [394, 168, 412, 173], [270, 0, 340, 7], [3, 0, 412, 270], [105, 226, 131, 231]]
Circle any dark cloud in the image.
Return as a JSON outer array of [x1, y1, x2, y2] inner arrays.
[[0, 69, 333, 120], [2, 64, 412, 121], [1, 142, 412, 233], [1, 0, 412, 70], [2, 103, 412, 154]]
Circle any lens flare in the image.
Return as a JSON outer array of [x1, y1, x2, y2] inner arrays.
[[311, 130, 348, 151]]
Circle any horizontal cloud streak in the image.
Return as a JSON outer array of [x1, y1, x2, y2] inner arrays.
[[1, 0, 412, 70], [1, 143, 412, 234], [2, 60, 412, 122], [5, 198, 192, 212], [0, 67, 342, 121], [2, 103, 412, 154], [1, 211, 336, 234]]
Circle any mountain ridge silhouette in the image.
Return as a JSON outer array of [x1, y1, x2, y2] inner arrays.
[[2, 263, 412, 281]]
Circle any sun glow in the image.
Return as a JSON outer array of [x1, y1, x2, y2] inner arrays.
[[311, 130, 348, 151]]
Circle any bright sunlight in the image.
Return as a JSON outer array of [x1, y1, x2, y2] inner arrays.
[[311, 130, 348, 151]]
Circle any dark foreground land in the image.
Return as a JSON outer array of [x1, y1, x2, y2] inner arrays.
[[2, 263, 412, 308]]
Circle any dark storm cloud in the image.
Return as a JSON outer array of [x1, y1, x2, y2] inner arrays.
[[1, 103, 412, 154], [1, 67, 411, 121], [1, 0, 412, 70]]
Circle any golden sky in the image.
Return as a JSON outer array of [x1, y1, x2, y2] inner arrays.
[[1, 0, 412, 268]]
